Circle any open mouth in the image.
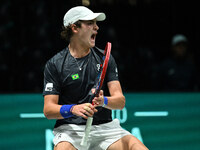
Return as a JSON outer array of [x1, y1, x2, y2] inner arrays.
[[91, 33, 96, 41]]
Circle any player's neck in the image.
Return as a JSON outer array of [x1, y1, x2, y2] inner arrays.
[[68, 42, 91, 58]]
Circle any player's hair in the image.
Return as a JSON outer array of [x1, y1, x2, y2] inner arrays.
[[60, 20, 82, 42]]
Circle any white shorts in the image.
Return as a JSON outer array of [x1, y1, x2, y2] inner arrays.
[[53, 119, 131, 150]]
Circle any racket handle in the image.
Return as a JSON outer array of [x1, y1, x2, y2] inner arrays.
[[80, 117, 93, 146]]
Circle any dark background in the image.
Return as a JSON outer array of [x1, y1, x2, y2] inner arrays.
[[0, 0, 200, 93]]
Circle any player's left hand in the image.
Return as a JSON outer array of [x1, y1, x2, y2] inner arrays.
[[91, 89, 104, 107]]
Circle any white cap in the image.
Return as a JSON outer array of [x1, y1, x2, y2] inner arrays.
[[172, 34, 188, 45], [63, 6, 106, 27]]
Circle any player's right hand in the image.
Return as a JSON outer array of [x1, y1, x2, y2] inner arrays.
[[71, 103, 98, 119]]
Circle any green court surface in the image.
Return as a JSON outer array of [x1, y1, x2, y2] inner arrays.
[[0, 93, 200, 150]]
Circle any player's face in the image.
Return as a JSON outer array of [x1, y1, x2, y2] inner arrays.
[[77, 19, 99, 48]]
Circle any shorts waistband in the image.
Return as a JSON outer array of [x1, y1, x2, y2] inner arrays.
[[54, 119, 120, 131]]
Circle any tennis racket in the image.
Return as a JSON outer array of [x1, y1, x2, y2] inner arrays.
[[80, 42, 112, 146]]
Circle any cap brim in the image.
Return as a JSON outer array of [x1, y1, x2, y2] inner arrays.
[[79, 13, 106, 21]]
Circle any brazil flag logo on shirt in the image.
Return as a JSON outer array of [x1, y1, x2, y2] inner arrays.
[[71, 73, 79, 80]]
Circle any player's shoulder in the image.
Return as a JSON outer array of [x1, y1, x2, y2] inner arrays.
[[46, 48, 68, 66], [92, 46, 115, 61], [92, 46, 104, 55]]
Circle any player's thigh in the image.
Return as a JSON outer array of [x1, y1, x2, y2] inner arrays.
[[54, 141, 77, 150], [107, 135, 148, 150]]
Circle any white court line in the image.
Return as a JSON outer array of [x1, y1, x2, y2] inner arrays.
[[20, 113, 45, 118], [134, 111, 168, 117]]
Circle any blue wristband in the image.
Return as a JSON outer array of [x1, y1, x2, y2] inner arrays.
[[102, 96, 108, 107], [60, 104, 75, 118]]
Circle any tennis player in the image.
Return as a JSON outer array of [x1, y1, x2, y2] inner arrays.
[[43, 6, 148, 150]]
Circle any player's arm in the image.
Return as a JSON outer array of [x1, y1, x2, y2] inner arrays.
[[43, 95, 62, 119], [94, 52, 125, 110], [43, 95, 97, 119], [105, 80, 125, 110], [92, 80, 125, 110]]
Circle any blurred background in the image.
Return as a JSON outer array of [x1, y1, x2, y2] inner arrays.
[[0, 0, 200, 150], [1, 0, 200, 93]]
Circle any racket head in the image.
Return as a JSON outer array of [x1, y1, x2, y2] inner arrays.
[[94, 42, 111, 96]]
